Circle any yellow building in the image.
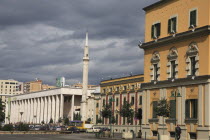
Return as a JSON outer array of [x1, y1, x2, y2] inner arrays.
[[140, 0, 210, 139], [23, 80, 42, 93], [95, 74, 144, 133], [0, 79, 23, 103]]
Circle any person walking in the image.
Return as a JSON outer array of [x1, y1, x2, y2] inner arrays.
[[175, 125, 181, 140]]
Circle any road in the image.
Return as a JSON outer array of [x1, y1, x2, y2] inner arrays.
[[0, 133, 99, 140]]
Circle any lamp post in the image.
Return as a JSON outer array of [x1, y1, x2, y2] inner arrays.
[[34, 115, 37, 124], [20, 112, 24, 122], [109, 97, 115, 138], [170, 89, 182, 140]]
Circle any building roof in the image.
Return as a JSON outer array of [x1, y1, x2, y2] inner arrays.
[[143, 0, 175, 11]]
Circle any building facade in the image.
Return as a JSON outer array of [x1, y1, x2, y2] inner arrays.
[[0, 79, 23, 103], [94, 74, 144, 134], [140, 0, 210, 139], [5, 87, 95, 124]]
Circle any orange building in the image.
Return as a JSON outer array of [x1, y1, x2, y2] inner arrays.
[[140, 0, 210, 139]]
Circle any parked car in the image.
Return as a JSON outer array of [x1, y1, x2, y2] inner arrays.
[[34, 125, 41, 131], [86, 128, 94, 133], [56, 126, 66, 131], [92, 127, 101, 132], [100, 127, 110, 132], [67, 127, 80, 133]]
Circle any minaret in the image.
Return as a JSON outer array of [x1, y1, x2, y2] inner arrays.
[[80, 32, 89, 121]]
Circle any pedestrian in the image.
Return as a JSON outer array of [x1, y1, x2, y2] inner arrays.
[[175, 125, 181, 140]]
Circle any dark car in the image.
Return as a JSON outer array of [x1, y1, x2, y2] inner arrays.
[[67, 127, 80, 133]]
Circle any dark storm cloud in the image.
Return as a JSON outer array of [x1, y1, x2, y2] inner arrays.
[[0, 0, 157, 85]]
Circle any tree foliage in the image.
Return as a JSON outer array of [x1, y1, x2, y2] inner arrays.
[[154, 98, 170, 117], [2, 124, 13, 131], [135, 108, 142, 120], [64, 118, 69, 125], [101, 104, 112, 118], [0, 98, 5, 123], [119, 101, 134, 124], [73, 112, 81, 120], [49, 118, 53, 124], [17, 123, 29, 131]]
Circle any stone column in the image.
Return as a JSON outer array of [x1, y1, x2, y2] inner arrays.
[[205, 83, 210, 126], [71, 95, 75, 121], [177, 87, 182, 125], [142, 91, 146, 125], [24, 100, 27, 123], [37, 98, 41, 124], [146, 90, 150, 124], [55, 95, 60, 123], [14, 101, 18, 123], [44, 96, 48, 123], [198, 85, 204, 126], [40, 97, 44, 123], [31, 99, 34, 124], [60, 94, 64, 119], [48, 96, 52, 123], [27, 99, 30, 123], [51, 95, 56, 123], [181, 87, 186, 125], [33, 98, 37, 124]]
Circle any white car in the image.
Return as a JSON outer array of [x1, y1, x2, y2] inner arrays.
[[86, 128, 94, 133], [93, 127, 101, 132]]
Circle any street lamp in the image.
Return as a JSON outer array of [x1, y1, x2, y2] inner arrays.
[[170, 89, 182, 140], [20, 112, 24, 122], [34, 115, 37, 124], [109, 97, 115, 138]]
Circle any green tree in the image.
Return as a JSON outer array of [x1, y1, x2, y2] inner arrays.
[[58, 118, 62, 123], [87, 118, 91, 122], [101, 104, 112, 118], [0, 98, 5, 123], [64, 118, 69, 125], [49, 118, 53, 124], [41, 120, 45, 124], [119, 101, 134, 124], [154, 98, 170, 117]]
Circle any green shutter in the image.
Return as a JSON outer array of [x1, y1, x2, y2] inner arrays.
[[153, 101, 158, 118], [139, 96, 142, 105], [193, 99, 198, 119], [157, 23, 161, 37], [170, 100, 176, 118], [185, 100, 190, 118], [151, 25, 154, 38], [168, 19, 171, 33], [173, 17, 177, 32]]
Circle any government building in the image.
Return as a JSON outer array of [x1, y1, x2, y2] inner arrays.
[[140, 0, 210, 139]]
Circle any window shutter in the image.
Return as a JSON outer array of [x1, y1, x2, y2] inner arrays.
[[157, 23, 161, 37], [194, 99, 198, 119], [139, 96, 142, 105], [151, 25, 154, 38], [168, 19, 171, 33], [173, 17, 177, 32], [170, 100, 176, 118], [185, 100, 190, 118], [153, 101, 158, 118]]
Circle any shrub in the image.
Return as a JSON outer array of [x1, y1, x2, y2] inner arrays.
[[17, 123, 29, 131], [2, 124, 13, 131]]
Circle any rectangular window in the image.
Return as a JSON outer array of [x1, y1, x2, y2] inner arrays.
[[124, 86, 127, 90], [185, 99, 198, 119], [154, 64, 158, 80], [96, 103, 99, 108], [151, 23, 161, 39], [123, 97, 126, 104], [170, 100, 176, 118], [96, 115, 98, 124], [153, 101, 158, 118], [139, 96, 142, 105], [171, 60, 176, 78], [103, 99, 105, 106], [190, 57, 196, 75], [168, 17, 177, 33], [116, 114, 118, 125], [116, 87, 119, 91], [190, 9, 197, 27], [116, 98, 119, 106], [131, 85, 135, 90], [131, 97, 134, 105], [103, 89, 106, 93]]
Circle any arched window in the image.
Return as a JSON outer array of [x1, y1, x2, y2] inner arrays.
[[167, 47, 178, 79], [150, 52, 160, 81], [186, 42, 199, 76]]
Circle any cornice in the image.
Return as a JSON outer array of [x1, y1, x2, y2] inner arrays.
[[143, 0, 175, 11], [141, 75, 210, 90], [140, 26, 210, 50], [100, 77, 144, 87]]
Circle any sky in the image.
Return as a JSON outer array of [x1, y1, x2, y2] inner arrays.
[[0, 0, 157, 86]]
